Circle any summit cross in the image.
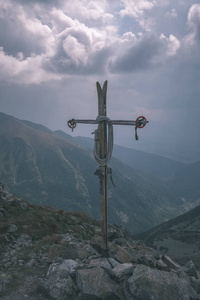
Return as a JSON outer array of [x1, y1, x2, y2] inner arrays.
[[68, 80, 149, 255]]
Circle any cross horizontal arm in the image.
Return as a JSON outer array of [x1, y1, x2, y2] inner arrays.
[[68, 117, 148, 129], [72, 119, 149, 126]]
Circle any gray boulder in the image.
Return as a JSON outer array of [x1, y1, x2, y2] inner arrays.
[[183, 260, 199, 279], [42, 259, 79, 299], [162, 255, 181, 271], [109, 243, 132, 263], [76, 266, 120, 299], [47, 259, 79, 277], [138, 253, 157, 268], [112, 263, 134, 280], [128, 264, 197, 300], [88, 257, 112, 272], [42, 274, 78, 300]]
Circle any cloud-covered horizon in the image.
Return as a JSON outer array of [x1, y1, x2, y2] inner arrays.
[[0, 0, 200, 162]]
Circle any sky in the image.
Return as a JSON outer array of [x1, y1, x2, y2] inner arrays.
[[0, 0, 200, 163]]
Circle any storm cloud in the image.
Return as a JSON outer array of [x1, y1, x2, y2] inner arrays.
[[0, 0, 200, 162]]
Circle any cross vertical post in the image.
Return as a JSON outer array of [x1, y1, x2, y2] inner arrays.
[[97, 81, 108, 253]]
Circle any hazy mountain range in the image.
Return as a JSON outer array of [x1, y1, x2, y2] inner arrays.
[[0, 112, 200, 234], [61, 132, 200, 204]]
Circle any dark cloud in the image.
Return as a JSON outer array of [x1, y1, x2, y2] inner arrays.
[[0, 19, 46, 58], [0, 2, 51, 58], [43, 46, 112, 75], [109, 34, 164, 73]]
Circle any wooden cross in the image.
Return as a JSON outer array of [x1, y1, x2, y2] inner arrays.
[[68, 80, 148, 255]]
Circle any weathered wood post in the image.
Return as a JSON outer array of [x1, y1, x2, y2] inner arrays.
[[97, 81, 108, 252]]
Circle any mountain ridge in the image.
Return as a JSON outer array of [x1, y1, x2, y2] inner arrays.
[[0, 111, 199, 234], [54, 128, 200, 204], [54, 129, 187, 180]]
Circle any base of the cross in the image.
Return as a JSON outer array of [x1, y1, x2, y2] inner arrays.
[[101, 248, 109, 258]]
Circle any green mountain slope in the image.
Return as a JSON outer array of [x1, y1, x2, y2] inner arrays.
[[0, 113, 98, 215], [56, 131, 200, 206], [54, 131, 186, 181], [0, 112, 191, 234]]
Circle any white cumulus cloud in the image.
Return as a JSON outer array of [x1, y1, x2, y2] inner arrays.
[[187, 3, 200, 43], [160, 34, 180, 56], [63, 36, 87, 66]]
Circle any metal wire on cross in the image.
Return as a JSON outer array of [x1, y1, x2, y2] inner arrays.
[[68, 80, 149, 255]]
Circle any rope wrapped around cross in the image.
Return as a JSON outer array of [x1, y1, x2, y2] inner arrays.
[[68, 115, 148, 139], [67, 115, 148, 166]]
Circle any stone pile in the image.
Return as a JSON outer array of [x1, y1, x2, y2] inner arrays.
[[38, 235, 200, 300], [1, 183, 200, 300]]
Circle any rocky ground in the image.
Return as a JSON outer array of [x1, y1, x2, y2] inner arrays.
[[1, 183, 200, 300]]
